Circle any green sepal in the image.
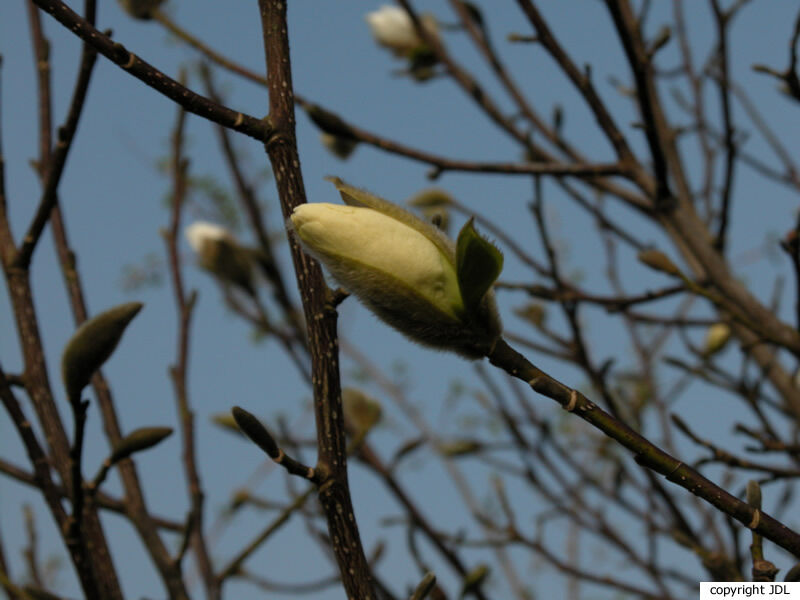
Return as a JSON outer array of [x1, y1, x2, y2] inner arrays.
[[61, 302, 143, 403], [110, 426, 172, 464], [456, 218, 503, 311]]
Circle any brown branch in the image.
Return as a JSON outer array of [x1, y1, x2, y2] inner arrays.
[[0, 457, 183, 532], [256, 1, 375, 597], [487, 338, 800, 557], [163, 87, 218, 599], [30, 0, 272, 142], [709, 0, 738, 252], [0, 366, 99, 599]]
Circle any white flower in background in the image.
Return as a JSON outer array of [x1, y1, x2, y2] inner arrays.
[[185, 222, 255, 296], [365, 5, 439, 57], [289, 178, 502, 358]]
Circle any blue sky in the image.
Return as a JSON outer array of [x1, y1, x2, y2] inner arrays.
[[3, 2, 800, 598]]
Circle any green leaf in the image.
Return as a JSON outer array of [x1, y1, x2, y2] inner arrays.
[[456, 218, 503, 311], [61, 302, 143, 403]]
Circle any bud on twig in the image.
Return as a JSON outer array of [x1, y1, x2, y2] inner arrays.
[[110, 426, 173, 464], [185, 222, 255, 296], [365, 5, 439, 58], [637, 249, 682, 278], [290, 178, 502, 358], [61, 302, 143, 403]]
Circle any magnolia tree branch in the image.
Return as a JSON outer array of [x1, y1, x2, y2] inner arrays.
[[163, 97, 218, 599], [256, 1, 376, 597], [486, 338, 800, 557], [31, 0, 272, 142]]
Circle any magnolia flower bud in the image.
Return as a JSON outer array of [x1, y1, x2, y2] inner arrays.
[[61, 302, 143, 403], [118, 0, 164, 20], [366, 5, 439, 57], [109, 426, 172, 464], [342, 387, 382, 436], [185, 222, 255, 296], [637, 249, 682, 277], [320, 132, 359, 160], [704, 322, 731, 356], [290, 178, 502, 358]]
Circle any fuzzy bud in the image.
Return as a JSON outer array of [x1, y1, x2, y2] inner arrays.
[[118, 0, 164, 20], [637, 249, 682, 277], [342, 388, 382, 436], [185, 222, 255, 296], [61, 302, 143, 403], [290, 178, 502, 358], [366, 5, 439, 57], [110, 427, 172, 464]]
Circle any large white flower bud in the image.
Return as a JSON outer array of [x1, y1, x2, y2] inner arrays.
[[185, 222, 255, 296], [290, 178, 502, 358], [365, 5, 439, 57]]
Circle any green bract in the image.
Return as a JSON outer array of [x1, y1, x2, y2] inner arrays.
[[290, 178, 502, 358]]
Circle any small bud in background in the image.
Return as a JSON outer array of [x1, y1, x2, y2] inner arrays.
[[185, 222, 255, 296], [637, 248, 682, 278], [438, 439, 482, 457], [704, 323, 731, 356], [408, 188, 453, 234], [289, 178, 502, 358], [407, 188, 453, 209], [211, 413, 242, 435], [460, 564, 490, 598], [342, 388, 382, 437], [365, 5, 439, 58], [61, 302, 143, 403], [407, 46, 439, 82], [514, 302, 547, 328], [109, 426, 173, 464], [117, 0, 165, 20], [320, 132, 359, 160]]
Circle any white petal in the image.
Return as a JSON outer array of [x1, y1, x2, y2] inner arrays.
[[185, 221, 233, 253]]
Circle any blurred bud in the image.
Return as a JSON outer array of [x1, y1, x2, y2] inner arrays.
[[118, 0, 164, 20], [61, 302, 143, 403], [460, 564, 490, 598], [366, 5, 439, 57], [289, 178, 502, 358], [185, 222, 255, 296], [229, 488, 251, 512], [704, 323, 731, 356], [408, 188, 454, 209], [746, 480, 762, 508], [438, 439, 482, 457], [407, 47, 439, 82], [514, 302, 547, 328], [637, 249, 682, 277], [110, 426, 172, 464], [408, 189, 453, 234], [303, 103, 357, 140], [320, 132, 359, 160], [211, 413, 242, 435], [342, 387, 382, 436]]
